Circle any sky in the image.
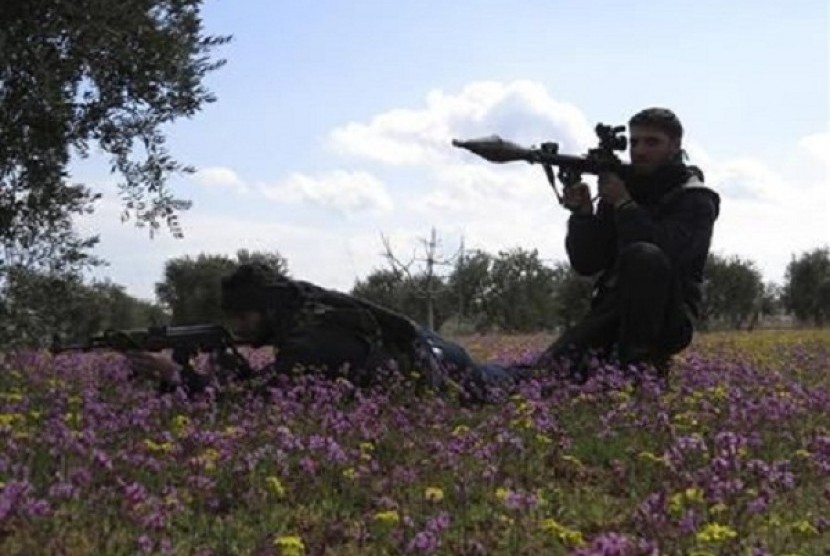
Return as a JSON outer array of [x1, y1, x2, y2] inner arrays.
[[73, 0, 830, 302]]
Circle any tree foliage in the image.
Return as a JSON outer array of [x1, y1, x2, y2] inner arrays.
[[352, 269, 453, 330], [351, 269, 404, 314], [0, 0, 230, 284], [155, 250, 289, 325], [0, 267, 167, 348], [446, 249, 494, 332], [549, 261, 594, 329], [783, 247, 830, 326], [701, 253, 765, 329], [481, 248, 560, 332]]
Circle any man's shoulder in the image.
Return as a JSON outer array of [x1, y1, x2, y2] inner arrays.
[[290, 281, 420, 338], [659, 175, 720, 217]]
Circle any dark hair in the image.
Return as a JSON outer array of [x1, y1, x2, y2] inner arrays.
[[220, 263, 291, 312], [629, 107, 684, 140]]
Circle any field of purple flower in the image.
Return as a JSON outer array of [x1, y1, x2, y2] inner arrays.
[[1, 330, 829, 555]]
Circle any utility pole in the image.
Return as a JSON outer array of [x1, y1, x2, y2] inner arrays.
[[380, 227, 462, 331]]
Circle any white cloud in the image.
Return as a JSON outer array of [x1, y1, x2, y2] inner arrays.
[[192, 166, 248, 193], [707, 157, 788, 202], [328, 80, 595, 167], [328, 79, 598, 219], [258, 170, 394, 216], [800, 132, 830, 166]]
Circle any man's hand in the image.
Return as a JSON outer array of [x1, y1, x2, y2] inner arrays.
[[598, 172, 633, 208], [124, 351, 182, 383], [562, 182, 593, 215]]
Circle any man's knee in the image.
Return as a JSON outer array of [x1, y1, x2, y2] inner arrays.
[[618, 242, 671, 278]]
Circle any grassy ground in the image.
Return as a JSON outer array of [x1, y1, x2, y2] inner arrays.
[[1, 329, 828, 555]]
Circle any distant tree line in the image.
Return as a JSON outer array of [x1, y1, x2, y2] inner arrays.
[[2, 240, 829, 349]]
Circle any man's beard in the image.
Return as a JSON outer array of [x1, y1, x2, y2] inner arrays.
[[624, 162, 691, 205]]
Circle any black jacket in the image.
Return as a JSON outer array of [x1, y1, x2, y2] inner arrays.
[[258, 280, 446, 388], [565, 164, 720, 317]]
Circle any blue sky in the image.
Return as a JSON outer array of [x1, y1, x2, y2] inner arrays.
[[75, 0, 829, 301]]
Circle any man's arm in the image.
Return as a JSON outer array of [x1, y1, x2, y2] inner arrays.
[[614, 190, 718, 267], [124, 351, 218, 395], [565, 200, 616, 275]]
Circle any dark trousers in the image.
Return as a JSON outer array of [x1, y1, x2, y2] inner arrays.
[[536, 242, 692, 376], [418, 328, 518, 402]]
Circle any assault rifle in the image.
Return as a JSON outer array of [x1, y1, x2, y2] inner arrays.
[[452, 123, 629, 206], [52, 324, 254, 384]]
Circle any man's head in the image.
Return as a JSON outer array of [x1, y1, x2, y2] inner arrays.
[[220, 263, 291, 344], [628, 108, 684, 175]]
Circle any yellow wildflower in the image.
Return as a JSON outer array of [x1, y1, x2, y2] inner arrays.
[[0, 413, 24, 428], [685, 487, 705, 504], [359, 442, 374, 462], [669, 492, 685, 514], [342, 467, 357, 480], [452, 424, 470, 436], [710, 384, 727, 400], [791, 519, 818, 536], [669, 487, 704, 513], [223, 425, 242, 438], [374, 510, 400, 525], [539, 518, 586, 547], [673, 411, 699, 428], [424, 487, 444, 502], [171, 415, 190, 435], [794, 449, 811, 459], [143, 439, 174, 454], [495, 487, 509, 502], [274, 535, 305, 556], [510, 416, 534, 429], [709, 502, 728, 514], [265, 476, 286, 498], [561, 454, 584, 469], [2, 391, 23, 403], [637, 451, 666, 464], [696, 522, 737, 543], [199, 448, 220, 471], [535, 434, 553, 445]]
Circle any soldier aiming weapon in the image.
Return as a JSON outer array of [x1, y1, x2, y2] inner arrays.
[[453, 109, 721, 379]]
